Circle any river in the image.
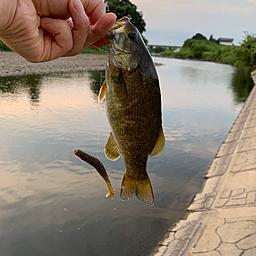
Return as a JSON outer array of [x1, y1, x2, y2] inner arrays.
[[0, 57, 253, 256]]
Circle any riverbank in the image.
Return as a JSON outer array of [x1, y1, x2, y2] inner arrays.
[[160, 43, 239, 67], [159, 33, 256, 71], [0, 51, 164, 77], [0, 52, 107, 77], [155, 73, 256, 255]]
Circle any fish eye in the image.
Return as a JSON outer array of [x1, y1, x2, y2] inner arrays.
[[128, 32, 137, 41]]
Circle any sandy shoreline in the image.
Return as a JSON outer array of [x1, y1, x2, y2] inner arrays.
[[0, 52, 107, 77]]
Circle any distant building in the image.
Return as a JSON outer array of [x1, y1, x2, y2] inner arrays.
[[217, 38, 234, 46]]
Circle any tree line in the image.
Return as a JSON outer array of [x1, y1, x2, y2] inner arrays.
[[161, 32, 256, 69]]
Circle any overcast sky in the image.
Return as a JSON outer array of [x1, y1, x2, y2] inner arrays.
[[131, 0, 256, 46]]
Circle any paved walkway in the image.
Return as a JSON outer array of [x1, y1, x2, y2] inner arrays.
[[155, 73, 256, 256]]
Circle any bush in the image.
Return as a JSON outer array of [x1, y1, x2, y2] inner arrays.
[[235, 32, 256, 67], [202, 51, 214, 61], [190, 43, 208, 58], [183, 39, 197, 48]]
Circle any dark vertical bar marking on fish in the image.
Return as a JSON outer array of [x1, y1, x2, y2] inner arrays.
[[74, 149, 115, 198]]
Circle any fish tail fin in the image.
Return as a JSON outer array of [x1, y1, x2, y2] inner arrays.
[[120, 172, 154, 206]]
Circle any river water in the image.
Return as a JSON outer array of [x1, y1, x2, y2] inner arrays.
[[0, 57, 252, 256]]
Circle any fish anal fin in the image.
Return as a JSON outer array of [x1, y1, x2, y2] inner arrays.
[[120, 172, 154, 206], [98, 81, 107, 102], [104, 132, 121, 161], [150, 126, 165, 157]]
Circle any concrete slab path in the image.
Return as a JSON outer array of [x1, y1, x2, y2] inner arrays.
[[155, 73, 256, 256]]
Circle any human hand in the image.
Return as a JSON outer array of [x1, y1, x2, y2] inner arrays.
[[0, 0, 116, 62]]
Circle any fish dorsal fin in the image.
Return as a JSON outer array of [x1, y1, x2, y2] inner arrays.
[[150, 126, 165, 157], [104, 132, 121, 161], [120, 172, 154, 206], [98, 81, 107, 102]]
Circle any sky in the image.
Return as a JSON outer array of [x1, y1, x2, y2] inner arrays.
[[131, 0, 256, 46]]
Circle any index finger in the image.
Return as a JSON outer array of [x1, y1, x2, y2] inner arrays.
[[81, 0, 106, 25]]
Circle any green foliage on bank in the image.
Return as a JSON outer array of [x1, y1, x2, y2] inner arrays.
[[81, 45, 109, 55], [231, 66, 255, 103], [0, 40, 11, 51], [161, 32, 256, 69], [235, 32, 256, 67], [161, 38, 239, 66], [0, 39, 108, 55]]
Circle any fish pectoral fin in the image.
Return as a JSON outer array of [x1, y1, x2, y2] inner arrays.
[[98, 81, 107, 102], [104, 132, 121, 161], [150, 126, 165, 157], [120, 172, 154, 206]]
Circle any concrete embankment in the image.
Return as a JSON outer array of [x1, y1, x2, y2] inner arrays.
[[155, 73, 256, 256]]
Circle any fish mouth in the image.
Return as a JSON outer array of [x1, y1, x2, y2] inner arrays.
[[106, 16, 130, 41], [111, 16, 130, 30], [106, 17, 132, 54]]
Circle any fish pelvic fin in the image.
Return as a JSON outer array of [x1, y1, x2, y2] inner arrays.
[[120, 172, 154, 206], [150, 126, 165, 157], [104, 132, 121, 161], [98, 81, 106, 102]]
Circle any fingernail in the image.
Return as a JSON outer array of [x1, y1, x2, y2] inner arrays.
[[74, 0, 85, 15], [41, 18, 53, 24]]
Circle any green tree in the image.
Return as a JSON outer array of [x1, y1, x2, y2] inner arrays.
[[105, 0, 146, 34], [183, 33, 208, 48], [191, 33, 207, 41], [236, 31, 256, 67]]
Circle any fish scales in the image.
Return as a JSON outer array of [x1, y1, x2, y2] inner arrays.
[[106, 67, 161, 174]]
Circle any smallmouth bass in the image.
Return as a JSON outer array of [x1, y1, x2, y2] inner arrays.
[[98, 17, 165, 206]]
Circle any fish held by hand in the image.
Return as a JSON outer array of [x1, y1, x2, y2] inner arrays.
[[98, 17, 165, 206]]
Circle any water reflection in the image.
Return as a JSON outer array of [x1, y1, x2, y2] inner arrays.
[[230, 67, 254, 104], [88, 70, 105, 98], [0, 58, 249, 256], [0, 75, 42, 106]]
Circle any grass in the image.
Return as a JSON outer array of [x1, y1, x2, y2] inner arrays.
[[0, 40, 11, 51], [80, 45, 109, 55], [0, 40, 109, 54]]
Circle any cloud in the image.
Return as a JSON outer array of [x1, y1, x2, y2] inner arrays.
[[225, 6, 256, 12], [133, 0, 256, 45], [245, 0, 256, 4]]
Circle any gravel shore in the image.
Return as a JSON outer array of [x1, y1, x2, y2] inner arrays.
[[0, 52, 107, 77]]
